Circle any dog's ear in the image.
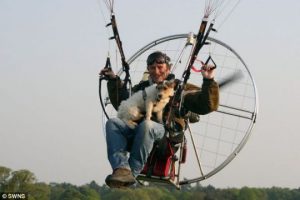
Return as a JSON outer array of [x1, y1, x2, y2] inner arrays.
[[166, 74, 175, 81], [156, 82, 163, 90], [165, 80, 176, 88]]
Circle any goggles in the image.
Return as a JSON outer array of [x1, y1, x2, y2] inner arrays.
[[147, 51, 170, 66]]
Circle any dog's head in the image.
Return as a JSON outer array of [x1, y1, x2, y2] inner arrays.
[[156, 80, 176, 101]]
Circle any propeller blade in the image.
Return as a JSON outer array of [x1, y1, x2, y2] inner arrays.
[[218, 70, 244, 89]]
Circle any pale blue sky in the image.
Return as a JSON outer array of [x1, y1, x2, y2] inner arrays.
[[1, 0, 300, 188]]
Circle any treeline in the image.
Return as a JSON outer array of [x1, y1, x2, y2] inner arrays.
[[1, 166, 300, 200]]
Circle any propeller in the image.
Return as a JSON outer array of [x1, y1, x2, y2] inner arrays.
[[218, 70, 243, 89]]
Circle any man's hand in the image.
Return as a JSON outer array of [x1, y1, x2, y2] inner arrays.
[[99, 68, 117, 80], [201, 63, 216, 79]]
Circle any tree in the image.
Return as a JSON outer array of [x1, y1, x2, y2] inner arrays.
[[102, 187, 175, 200], [60, 187, 85, 200], [0, 166, 50, 199], [5, 169, 36, 192], [0, 166, 11, 192], [238, 187, 267, 200], [266, 187, 292, 200], [79, 185, 101, 200], [49, 182, 66, 200], [27, 182, 50, 200]]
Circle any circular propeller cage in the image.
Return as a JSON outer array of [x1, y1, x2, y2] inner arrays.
[[100, 33, 258, 186]]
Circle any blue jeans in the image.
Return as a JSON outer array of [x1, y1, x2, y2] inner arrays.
[[105, 118, 165, 177]]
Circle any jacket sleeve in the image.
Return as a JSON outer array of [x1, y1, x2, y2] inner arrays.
[[182, 78, 219, 115], [107, 76, 129, 110]]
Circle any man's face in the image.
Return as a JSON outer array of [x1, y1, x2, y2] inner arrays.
[[147, 63, 170, 83]]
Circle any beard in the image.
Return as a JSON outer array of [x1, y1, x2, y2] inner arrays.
[[150, 73, 168, 83]]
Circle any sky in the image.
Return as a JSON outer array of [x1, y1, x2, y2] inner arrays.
[[1, 0, 300, 189]]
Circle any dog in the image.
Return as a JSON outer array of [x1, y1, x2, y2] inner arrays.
[[117, 80, 176, 129]]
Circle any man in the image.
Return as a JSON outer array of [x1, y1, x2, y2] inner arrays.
[[100, 51, 219, 188]]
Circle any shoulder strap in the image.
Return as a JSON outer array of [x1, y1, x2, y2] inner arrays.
[[132, 80, 150, 93], [142, 89, 147, 101]]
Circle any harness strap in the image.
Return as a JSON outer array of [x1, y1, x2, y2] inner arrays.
[[142, 89, 147, 101], [142, 89, 147, 119]]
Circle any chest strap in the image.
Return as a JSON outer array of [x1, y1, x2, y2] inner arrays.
[[142, 89, 147, 101]]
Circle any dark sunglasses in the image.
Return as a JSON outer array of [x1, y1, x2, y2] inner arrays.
[[147, 58, 167, 66]]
